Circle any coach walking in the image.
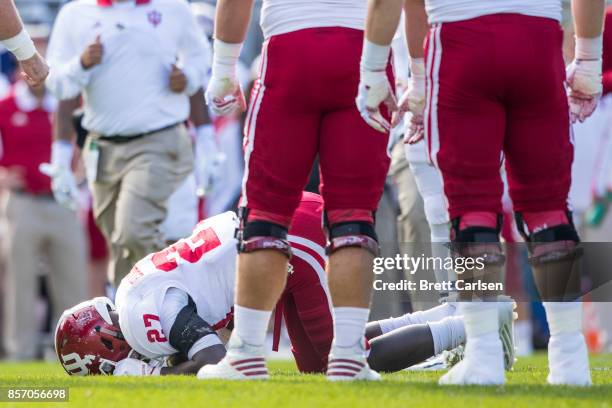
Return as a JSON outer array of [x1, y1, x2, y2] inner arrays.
[[45, 0, 208, 286]]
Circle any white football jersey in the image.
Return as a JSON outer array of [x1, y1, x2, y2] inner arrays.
[[425, 0, 562, 24], [115, 211, 239, 359], [260, 0, 366, 39]]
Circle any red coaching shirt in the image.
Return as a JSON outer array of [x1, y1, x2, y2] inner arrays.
[[0, 81, 56, 194]]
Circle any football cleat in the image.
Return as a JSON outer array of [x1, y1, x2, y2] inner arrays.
[[438, 333, 505, 385], [497, 297, 517, 371], [326, 342, 381, 382], [442, 299, 516, 372], [547, 332, 592, 386], [197, 335, 269, 381]]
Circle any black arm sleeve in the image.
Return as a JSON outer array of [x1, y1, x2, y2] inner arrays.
[[168, 297, 217, 356]]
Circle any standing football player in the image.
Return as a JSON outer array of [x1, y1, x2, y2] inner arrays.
[[359, 0, 603, 386], [200, 0, 394, 381]]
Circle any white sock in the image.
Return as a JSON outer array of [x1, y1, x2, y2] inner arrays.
[[543, 302, 582, 336], [333, 307, 369, 349], [378, 303, 456, 334], [233, 304, 272, 347], [461, 302, 499, 339], [427, 316, 466, 354]]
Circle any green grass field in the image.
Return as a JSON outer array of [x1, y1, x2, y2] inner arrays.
[[0, 354, 611, 408]]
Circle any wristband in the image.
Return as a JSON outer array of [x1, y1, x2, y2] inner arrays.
[[212, 39, 242, 79], [361, 39, 390, 72], [51, 140, 74, 169], [2, 29, 36, 61], [409, 58, 426, 81], [575, 36, 603, 60]]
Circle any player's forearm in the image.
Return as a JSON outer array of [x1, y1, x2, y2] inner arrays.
[[365, 0, 404, 46], [572, 0, 605, 39], [214, 0, 254, 44], [160, 345, 226, 375], [0, 0, 23, 40], [404, 0, 428, 59], [53, 97, 81, 142]]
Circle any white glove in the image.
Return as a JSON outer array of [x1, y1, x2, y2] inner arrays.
[[205, 40, 246, 116], [567, 36, 603, 123], [39, 141, 78, 210], [356, 40, 397, 133], [194, 124, 225, 196], [114, 358, 161, 376], [397, 58, 426, 144]]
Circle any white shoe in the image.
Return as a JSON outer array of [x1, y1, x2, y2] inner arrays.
[[407, 354, 448, 371], [326, 343, 381, 382], [498, 298, 517, 371], [439, 333, 505, 385], [547, 332, 592, 386], [197, 335, 269, 380]]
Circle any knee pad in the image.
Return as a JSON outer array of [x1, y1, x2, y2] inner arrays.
[[235, 208, 292, 258], [515, 212, 582, 301], [450, 215, 505, 300], [450, 215, 505, 264], [326, 221, 379, 257]]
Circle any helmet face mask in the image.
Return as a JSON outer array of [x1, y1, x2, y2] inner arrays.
[[55, 297, 132, 376]]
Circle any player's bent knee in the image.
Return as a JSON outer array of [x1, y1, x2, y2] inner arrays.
[[326, 221, 379, 257], [236, 207, 292, 258], [450, 214, 505, 300], [515, 212, 582, 301]]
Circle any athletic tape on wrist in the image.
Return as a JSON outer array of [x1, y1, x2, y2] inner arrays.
[[361, 39, 390, 72], [212, 39, 242, 78], [2, 29, 36, 61], [575, 36, 603, 60]]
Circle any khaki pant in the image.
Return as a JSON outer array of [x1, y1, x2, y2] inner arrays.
[[389, 142, 435, 311], [84, 124, 193, 286], [2, 192, 87, 360]]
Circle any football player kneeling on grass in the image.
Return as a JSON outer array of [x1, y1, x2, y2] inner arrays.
[[55, 192, 336, 377], [55, 191, 516, 377]]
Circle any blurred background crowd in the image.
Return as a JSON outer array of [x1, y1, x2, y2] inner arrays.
[[0, 0, 611, 363]]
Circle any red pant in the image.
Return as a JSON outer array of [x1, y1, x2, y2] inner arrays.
[[242, 28, 392, 226], [276, 192, 332, 373], [425, 14, 572, 220]]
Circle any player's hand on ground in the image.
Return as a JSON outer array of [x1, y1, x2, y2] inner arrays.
[[80, 35, 104, 70], [39, 163, 79, 211], [205, 75, 246, 116], [356, 69, 397, 133], [114, 358, 161, 376], [566, 59, 602, 123], [169, 64, 188, 93], [19, 51, 49, 87]]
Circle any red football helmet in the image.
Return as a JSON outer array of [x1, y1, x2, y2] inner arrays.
[[55, 297, 132, 376]]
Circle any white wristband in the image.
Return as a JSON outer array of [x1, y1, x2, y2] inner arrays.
[[212, 39, 242, 79], [575, 36, 603, 60], [361, 39, 390, 72], [51, 140, 74, 169], [409, 58, 426, 81], [2, 29, 36, 61]]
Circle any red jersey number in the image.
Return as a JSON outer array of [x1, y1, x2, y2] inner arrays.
[[143, 314, 167, 343], [151, 227, 222, 272]]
